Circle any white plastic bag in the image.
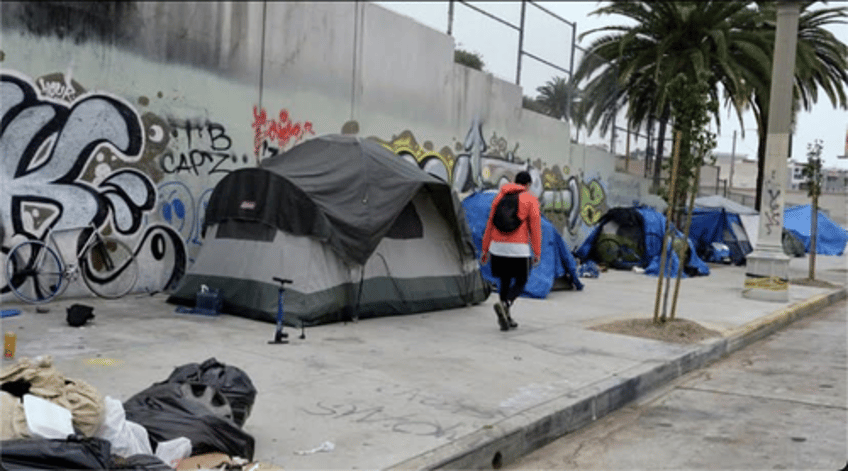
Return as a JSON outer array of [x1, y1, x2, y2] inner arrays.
[[155, 436, 192, 468], [95, 396, 153, 457], [23, 394, 74, 439]]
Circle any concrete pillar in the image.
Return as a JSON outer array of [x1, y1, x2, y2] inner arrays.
[[743, 1, 800, 302]]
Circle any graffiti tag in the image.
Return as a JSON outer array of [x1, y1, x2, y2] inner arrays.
[[252, 106, 314, 157]]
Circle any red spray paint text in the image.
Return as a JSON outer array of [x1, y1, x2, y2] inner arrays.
[[252, 106, 315, 157]]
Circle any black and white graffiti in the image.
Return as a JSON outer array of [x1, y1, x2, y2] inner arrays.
[[1, 70, 186, 296]]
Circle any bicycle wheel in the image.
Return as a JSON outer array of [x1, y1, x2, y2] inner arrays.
[[5, 240, 64, 303], [81, 237, 138, 298]]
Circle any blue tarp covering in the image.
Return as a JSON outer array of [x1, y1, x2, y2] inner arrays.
[[575, 206, 710, 278], [784, 204, 848, 256], [688, 208, 752, 264], [462, 191, 583, 299]]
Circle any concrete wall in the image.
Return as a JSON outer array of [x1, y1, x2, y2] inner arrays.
[[0, 1, 634, 301]]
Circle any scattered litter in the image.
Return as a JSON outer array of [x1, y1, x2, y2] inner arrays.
[[95, 396, 153, 457], [66, 304, 95, 327], [632, 266, 646, 274], [163, 358, 257, 428], [1, 309, 21, 318], [175, 451, 230, 470], [577, 261, 601, 278], [23, 394, 74, 439], [156, 436, 192, 468], [35, 306, 49, 313], [293, 441, 335, 455]]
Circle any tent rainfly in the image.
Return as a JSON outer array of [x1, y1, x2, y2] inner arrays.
[[168, 135, 489, 326]]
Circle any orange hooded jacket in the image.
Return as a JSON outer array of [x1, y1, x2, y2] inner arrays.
[[481, 183, 542, 259]]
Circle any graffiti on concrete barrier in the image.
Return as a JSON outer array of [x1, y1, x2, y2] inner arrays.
[[0, 69, 187, 297], [764, 173, 781, 236], [160, 119, 248, 176], [36, 72, 85, 103], [252, 106, 315, 159], [156, 182, 213, 263], [368, 119, 607, 235]]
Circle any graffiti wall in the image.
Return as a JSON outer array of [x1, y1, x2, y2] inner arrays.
[[368, 120, 609, 246], [1, 1, 630, 302], [0, 71, 186, 297]]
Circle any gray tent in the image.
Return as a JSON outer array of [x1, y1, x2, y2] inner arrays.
[[168, 135, 488, 326]]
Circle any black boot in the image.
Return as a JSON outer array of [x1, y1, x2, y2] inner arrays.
[[494, 301, 509, 331], [505, 301, 518, 329]]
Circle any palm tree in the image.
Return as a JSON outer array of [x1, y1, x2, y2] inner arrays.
[[534, 76, 587, 140], [574, 1, 848, 205], [747, 2, 848, 210], [574, 1, 773, 189]]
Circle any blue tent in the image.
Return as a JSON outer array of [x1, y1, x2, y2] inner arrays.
[[575, 206, 710, 278], [688, 208, 753, 265], [784, 204, 848, 256], [462, 191, 583, 299]]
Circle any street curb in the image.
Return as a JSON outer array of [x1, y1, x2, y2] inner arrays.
[[386, 287, 846, 470]]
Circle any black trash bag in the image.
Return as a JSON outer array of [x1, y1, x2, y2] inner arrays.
[[123, 382, 255, 461], [163, 357, 257, 427], [0, 435, 112, 471], [66, 304, 95, 327], [110, 453, 173, 471]]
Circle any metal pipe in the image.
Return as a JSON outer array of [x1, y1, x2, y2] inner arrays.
[[527, 0, 575, 26], [447, 0, 454, 36], [516, 0, 526, 85], [458, 1, 520, 30], [521, 51, 570, 75]]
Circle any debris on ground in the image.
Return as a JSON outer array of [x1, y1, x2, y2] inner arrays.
[[1, 356, 271, 470]]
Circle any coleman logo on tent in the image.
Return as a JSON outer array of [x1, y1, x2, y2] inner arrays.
[[240, 200, 256, 210]]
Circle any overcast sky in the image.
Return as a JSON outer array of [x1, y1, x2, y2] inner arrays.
[[375, 1, 848, 170]]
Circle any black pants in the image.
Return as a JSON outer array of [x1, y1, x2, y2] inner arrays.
[[491, 255, 530, 305]]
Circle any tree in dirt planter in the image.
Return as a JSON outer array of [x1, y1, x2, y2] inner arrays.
[[653, 72, 717, 324], [801, 139, 824, 281]]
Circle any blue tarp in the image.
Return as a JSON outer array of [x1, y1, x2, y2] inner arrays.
[[784, 204, 848, 256], [575, 206, 710, 278], [688, 208, 752, 264], [462, 191, 583, 299]]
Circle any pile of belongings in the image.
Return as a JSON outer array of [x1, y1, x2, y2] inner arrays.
[[1, 356, 266, 470]]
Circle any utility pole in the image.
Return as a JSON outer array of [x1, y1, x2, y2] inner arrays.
[[743, 1, 800, 302]]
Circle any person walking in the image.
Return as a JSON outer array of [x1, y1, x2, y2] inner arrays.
[[480, 171, 542, 331]]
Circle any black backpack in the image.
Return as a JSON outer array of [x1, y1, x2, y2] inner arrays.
[[492, 191, 523, 233]]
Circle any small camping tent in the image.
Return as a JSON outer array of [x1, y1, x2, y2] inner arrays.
[[168, 135, 489, 326], [688, 208, 753, 265], [783, 204, 848, 255], [574, 206, 710, 278], [461, 191, 583, 298]]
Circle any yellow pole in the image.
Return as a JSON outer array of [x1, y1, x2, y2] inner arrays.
[[654, 130, 682, 323], [670, 163, 701, 320]]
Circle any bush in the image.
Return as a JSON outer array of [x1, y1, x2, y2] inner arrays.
[[454, 49, 484, 70]]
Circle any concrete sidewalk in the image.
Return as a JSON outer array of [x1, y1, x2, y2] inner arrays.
[[1, 254, 845, 470]]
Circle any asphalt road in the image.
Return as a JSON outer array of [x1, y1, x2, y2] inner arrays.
[[508, 300, 847, 470]]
